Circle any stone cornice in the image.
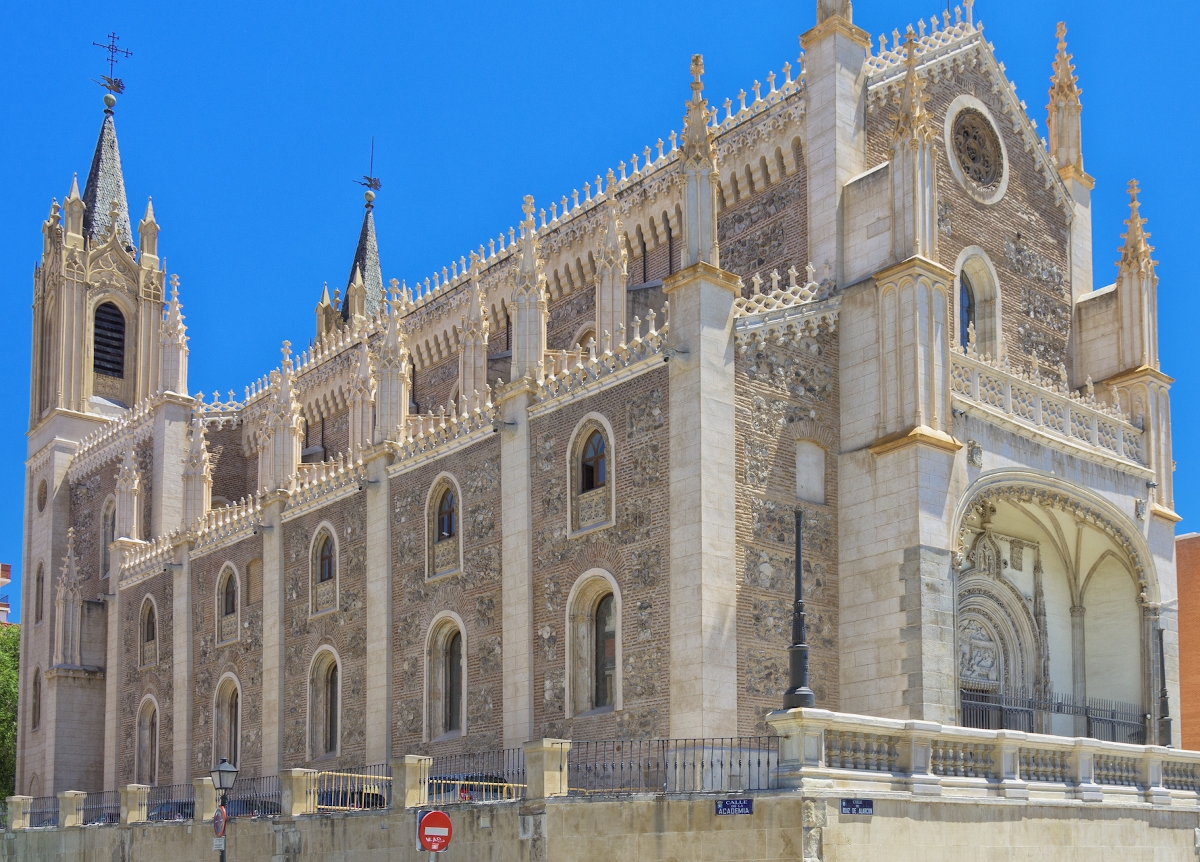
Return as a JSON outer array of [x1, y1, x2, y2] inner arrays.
[[868, 424, 962, 456], [662, 262, 742, 295], [1103, 365, 1174, 387], [800, 15, 871, 50]]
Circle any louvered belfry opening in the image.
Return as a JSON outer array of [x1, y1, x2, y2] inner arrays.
[[93, 302, 126, 378]]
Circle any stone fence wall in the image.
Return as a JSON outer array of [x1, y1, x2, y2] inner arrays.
[[3, 716, 1199, 861]]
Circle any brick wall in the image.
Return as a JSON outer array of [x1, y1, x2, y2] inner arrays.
[[390, 435, 504, 755], [118, 571, 174, 784], [190, 535, 265, 778], [529, 366, 671, 741]]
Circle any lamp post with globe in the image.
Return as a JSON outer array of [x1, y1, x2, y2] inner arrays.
[[210, 758, 239, 862]]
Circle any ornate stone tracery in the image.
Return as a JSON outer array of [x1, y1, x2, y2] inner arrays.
[[951, 108, 1002, 188]]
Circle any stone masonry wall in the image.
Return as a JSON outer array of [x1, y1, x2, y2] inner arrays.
[[390, 435, 504, 756], [207, 425, 255, 506], [529, 366, 671, 741], [717, 139, 809, 293], [734, 328, 841, 734], [280, 493, 369, 769], [866, 66, 1072, 371], [118, 570, 173, 785], [190, 535, 264, 778]]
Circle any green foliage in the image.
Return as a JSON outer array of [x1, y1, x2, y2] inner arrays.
[[0, 624, 19, 799]]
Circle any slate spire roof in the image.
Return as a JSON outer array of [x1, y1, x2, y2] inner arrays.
[[342, 196, 384, 320], [81, 97, 132, 248]]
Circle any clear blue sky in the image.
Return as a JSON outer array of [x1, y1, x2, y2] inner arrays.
[[1, 0, 1197, 622]]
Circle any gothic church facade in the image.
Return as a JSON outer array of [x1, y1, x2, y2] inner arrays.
[[18, 1, 1180, 795]]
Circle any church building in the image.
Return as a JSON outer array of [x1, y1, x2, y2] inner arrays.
[[17, 0, 1179, 797]]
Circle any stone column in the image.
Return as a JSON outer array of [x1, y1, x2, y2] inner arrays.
[[259, 494, 287, 774], [664, 262, 739, 738], [120, 784, 149, 824], [522, 739, 570, 800], [57, 790, 86, 827], [1070, 604, 1087, 736], [192, 777, 217, 823], [390, 755, 432, 809], [800, 12, 870, 285], [151, 397, 190, 538], [173, 542, 193, 784], [499, 384, 535, 746], [5, 796, 31, 831], [363, 450, 392, 763], [279, 769, 317, 817]]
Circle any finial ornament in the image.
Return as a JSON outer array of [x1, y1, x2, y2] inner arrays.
[[1047, 21, 1084, 175], [92, 32, 132, 103], [355, 136, 382, 207]]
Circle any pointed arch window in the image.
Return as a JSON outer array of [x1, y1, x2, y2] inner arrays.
[[93, 302, 126, 379], [594, 593, 616, 709], [581, 431, 606, 493], [959, 271, 977, 350], [141, 599, 158, 667], [31, 671, 41, 730], [218, 566, 240, 643], [311, 531, 338, 614], [445, 631, 462, 734], [34, 564, 44, 624], [101, 501, 116, 577], [572, 421, 613, 532], [309, 650, 340, 759], [437, 491, 456, 542], [136, 700, 158, 785], [214, 677, 240, 768]]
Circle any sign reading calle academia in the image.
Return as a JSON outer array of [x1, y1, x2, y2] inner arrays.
[[715, 799, 753, 816]]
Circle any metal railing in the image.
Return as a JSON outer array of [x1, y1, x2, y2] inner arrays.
[[28, 795, 57, 828], [0, 801, 9, 831], [82, 790, 120, 825], [225, 775, 281, 819], [560, 737, 780, 795], [427, 748, 526, 803], [960, 689, 1146, 744], [311, 763, 391, 812], [147, 783, 196, 821]]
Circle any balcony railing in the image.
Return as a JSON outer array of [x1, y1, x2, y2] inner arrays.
[[310, 763, 391, 812], [225, 775, 281, 819], [558, 737, 780, 795], [81, 790, 119, 825], [949, 345, 1146, 467], [960, 688, 1146, 744], [427, 748, 527, 803], [147, 783, 196, 821], [27, 796, 57, 828]]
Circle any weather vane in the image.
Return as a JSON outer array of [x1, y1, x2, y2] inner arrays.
[[92, 32, 132, 94], [356, 137, 382, 192]]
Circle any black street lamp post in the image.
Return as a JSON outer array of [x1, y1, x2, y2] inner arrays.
[[210, 758, 238, 862], [783, 508, 816, 709]]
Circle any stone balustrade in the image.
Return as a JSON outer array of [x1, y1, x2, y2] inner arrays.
[[949, 346, 1147, 468], [767, 707, 1200, 804]]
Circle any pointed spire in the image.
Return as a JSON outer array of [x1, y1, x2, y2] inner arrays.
[[63, 173, 85, 244], [159, 274, 189, 395], [511, 196, 549, 381], [343, 192, 384, 320], [115, 448, 141, 539], [182, 410, 212, 529], [596, 202, 628, 340], [1047, 21, 1084, 176], [139, 196, 159, 261], [81, 94, 132, 248], [1119, 180, 1155, 272], [893, 30, 933, 142], [679, 55, 720, 269]]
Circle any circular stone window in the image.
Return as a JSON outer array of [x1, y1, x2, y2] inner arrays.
[[36, 480, 47, 513], [943, 95, 1009, 206], [952, 109, 1002, 188]]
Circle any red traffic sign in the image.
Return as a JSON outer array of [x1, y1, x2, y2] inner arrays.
[[418, 809, 453, 852], [213, 805, 227, 838]]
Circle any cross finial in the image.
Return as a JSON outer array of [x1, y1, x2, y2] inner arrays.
[[92, 32, 132, 94], [522, 195, 535, 219], [355, 136, 382, 205]]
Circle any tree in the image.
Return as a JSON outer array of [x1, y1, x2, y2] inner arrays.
[[0, 624, 19, 798]]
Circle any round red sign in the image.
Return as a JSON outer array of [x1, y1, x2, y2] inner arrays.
[[418, 810, 453, 852], [213, 805, 227, 838]]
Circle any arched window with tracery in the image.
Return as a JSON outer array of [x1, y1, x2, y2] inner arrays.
[[572, 421, 613, 532], [214, 677, 240, 768], [567, 571, 622, 717], [427, 618, 465, 740], [141, 599, 158, 666], [136, 699, 158, 785], [311, 531, 338, 614], [309, 650, 340, 760], [218, 566, 240, 643], [428, 479, 462, 578], [959, 271, 977, 350]]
